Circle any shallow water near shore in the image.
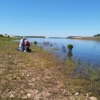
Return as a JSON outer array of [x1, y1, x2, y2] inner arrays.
[[28, 38, 100, 68]]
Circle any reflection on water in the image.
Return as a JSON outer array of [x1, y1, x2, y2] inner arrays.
[[67, 51, 73, 60], [28, 38, 100, 67]]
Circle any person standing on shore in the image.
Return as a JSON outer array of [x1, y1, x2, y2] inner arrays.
[[18, 37, 25, 51]]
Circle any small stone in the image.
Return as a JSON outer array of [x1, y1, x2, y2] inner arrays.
[[22, 96, 27, 99], [89, 96, 97, 100], [24, 50, 26, 52], [10, 94, 14, 98], [27, 74, 30, 77], [75, 92, 79, 96], [27, 93, 31, 97]]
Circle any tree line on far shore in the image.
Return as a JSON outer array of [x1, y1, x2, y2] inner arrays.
[[94, 34, 100, 37]]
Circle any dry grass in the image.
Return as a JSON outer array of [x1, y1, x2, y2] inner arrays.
[[0, 37, 99, 100]]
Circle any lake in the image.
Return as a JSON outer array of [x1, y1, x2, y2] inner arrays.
[[28, 38, 100, 68]]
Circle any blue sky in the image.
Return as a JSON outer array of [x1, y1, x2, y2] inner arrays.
[[0, 0, 100, 37]]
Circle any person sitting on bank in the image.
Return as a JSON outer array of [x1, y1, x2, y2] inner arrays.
[[24, 38, 31, 52], [18, 37, 25, 52]]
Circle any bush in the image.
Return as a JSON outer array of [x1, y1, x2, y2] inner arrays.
[[67, 44, 73, 51], [0, 35, 3, 37], [34, 41, 37, 45]]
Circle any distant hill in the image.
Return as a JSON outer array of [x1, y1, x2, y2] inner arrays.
[[67, 36, 83, 39], [49, 37, 66, 39], [21, 36, 45, 38], [21, 36, 66, 39]]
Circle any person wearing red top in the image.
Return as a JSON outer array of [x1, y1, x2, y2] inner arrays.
[[24, 38, 31, 52]]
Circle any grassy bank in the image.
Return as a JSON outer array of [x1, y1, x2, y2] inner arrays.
[[0, 37, 100, 100]]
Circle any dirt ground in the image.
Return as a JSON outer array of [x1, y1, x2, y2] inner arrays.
[[0, 39, 98, 100]]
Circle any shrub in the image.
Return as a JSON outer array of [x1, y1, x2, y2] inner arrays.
[[67, 44, 73, 51], [0, 34, 3, 37], [34, 41, 37, 45]]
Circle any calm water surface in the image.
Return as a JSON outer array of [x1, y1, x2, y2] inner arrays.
[[28, 38, 100, 67]]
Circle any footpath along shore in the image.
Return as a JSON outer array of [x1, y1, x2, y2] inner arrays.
[[0, 37, 98, 100]]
